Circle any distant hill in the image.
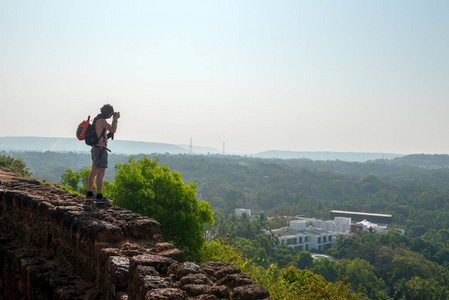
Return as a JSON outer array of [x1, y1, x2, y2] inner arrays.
[[373, 153, 449, 169], [177, 144, 222, 155], [252, 150, 403, 162], [1, 136, 406, 162], [0, 137, 190, 155]]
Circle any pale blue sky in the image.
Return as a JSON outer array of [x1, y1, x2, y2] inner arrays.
[[1, 1, 448, 154]]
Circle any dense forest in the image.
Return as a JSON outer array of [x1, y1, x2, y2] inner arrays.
[[3, 150, 449, 299]]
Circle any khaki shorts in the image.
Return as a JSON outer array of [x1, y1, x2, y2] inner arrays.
[[91, 146, 108, 168]]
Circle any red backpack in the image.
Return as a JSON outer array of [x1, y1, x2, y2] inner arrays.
[[76, 116, 91, 141], [84, 122, 102, 146], [76, 116, 104, 146]]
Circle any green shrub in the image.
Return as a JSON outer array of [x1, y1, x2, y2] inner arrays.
[[198, 238, 360, 300], [0, 155, 32, 176], [108, 156, 214, 258]]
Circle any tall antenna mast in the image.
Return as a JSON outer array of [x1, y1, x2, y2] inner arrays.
[[190, 138, 192, 154]]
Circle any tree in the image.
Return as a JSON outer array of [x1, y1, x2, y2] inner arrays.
[[279, 266, 360, 300], [60, 168, 95, 195], [60, 168, 80, 191], [271, 245, 296, 269], [199, 239, 359, 300], [0, 155, 32, 176], [295, 251, 314, 270], [311, 258, 338, 282], [254, 247, 269, 267], [108, 156, 214, 257], [254, 233, 273, 257], [402, 276, 448, 300], [338, 258, 386, 299]]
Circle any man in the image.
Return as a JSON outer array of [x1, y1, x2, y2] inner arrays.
[[87, 104, 120, 203]]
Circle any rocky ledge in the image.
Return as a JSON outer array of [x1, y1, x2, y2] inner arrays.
[[0, 179, 271, 300]]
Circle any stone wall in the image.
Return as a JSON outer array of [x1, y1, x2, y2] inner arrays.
[[0, 180, 271, 300]]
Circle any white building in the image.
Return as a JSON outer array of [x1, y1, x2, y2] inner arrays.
[[334, 217, 351, 233], [290, 220, 307, 231], [306, 227, 334, 251], [235, 208, 251, 217], [313, 219, 337, 232], [269, 220, 335, 252], [356, 219, 390, 234], [293, 216, 352, 234], [270, 227, 310, 252], [357, 219, 374, 231]]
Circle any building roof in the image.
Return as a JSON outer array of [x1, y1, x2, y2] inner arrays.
[[307, 227, 332, 234], [330, 210, 392, 218], [305, 231, 321, 237], [357, 219, 374, 227], [271, 228, 305, 237]]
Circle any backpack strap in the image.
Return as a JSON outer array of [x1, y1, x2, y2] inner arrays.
[[100, 128, 107, 144]]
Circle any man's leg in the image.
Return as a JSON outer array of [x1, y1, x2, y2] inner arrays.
[[87, 161, 97, 194], [96, 167, 106, 196], [91, 147, 110, 202]]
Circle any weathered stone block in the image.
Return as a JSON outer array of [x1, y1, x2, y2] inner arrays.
[[127, 217, 163, 241], [130, 268, 173, 300], [20, 194, 35, 210], [142, 275, 173, 290], [145, 287, 187, 300], [59, 206, 85, 229], [178, 273, 213, 287], [135, 265, 160, 277], [200, 262, 241, 281], [107, 256, 130, 288], [231, 284, 270, 300], [80, 217, 123, 243], [167, 261, 201, 280], [157, 248, 185, 263], [4, 191, 15, 205], [12, 192, 28, 209], [38, 201, 55, 217], [182, 284, 229, 298], [130, 254, 177, 276], [193, 295, 219, 300], [215, 272, 255, 288], [152, 242, 175, 252]]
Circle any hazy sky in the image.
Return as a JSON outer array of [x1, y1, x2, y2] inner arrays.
[[1, 1, 448, 154]]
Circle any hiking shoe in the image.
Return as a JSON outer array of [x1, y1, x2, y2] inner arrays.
[[85, 195, 95, 205], [95, 197, 112, 204]]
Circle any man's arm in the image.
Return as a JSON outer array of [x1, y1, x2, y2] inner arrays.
[[99, 114, 119, 133]]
